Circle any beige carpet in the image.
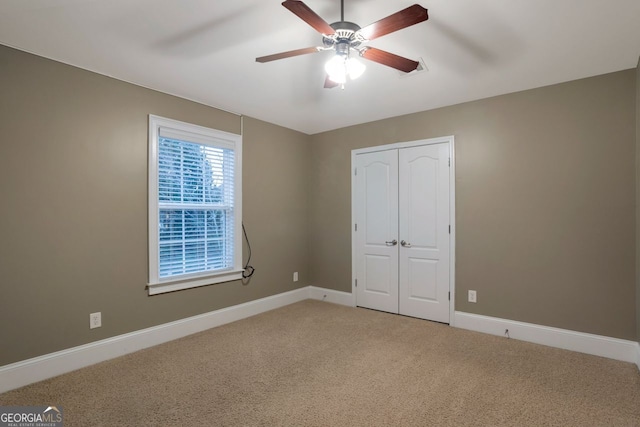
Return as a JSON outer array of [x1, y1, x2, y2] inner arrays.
[[1, 300, 639, 426]]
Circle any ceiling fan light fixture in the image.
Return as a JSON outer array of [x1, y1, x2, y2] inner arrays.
[[347, 57, 366, 80], [325, 54, 348, 83], [325, 54, 366, 84]]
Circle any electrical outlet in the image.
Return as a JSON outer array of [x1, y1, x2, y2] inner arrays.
[[293, 272, 299, 282], [90, 312, 102, 329], [468, 290, 477, 303]]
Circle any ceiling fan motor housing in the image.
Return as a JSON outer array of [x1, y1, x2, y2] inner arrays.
[[323, 21, 362, 51]]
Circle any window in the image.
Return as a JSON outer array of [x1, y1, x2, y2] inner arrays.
[[148, 115, 242, 295]]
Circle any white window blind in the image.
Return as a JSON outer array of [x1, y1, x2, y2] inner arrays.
[[148, 115, 242, 294]]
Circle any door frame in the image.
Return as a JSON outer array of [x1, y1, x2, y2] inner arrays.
[[350, 135, 457, 326]]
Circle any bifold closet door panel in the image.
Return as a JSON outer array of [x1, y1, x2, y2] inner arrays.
[[398, 143, 450, 323], [355, 149, 399, 314]]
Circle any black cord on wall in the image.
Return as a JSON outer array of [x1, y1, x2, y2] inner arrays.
[[242, 223, 255, 278]]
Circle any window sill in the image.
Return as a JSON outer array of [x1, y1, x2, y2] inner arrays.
[[147, 270, 244, 295]]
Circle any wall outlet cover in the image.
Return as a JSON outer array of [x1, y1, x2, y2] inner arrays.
[[468, 290, 477, 303], [90, 312, 102, 329]]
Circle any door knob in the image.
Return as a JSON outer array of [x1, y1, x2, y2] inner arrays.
[[385, 239, 398, 246], [400, 240, 412, 247]]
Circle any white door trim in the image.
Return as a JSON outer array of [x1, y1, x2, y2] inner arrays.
[[351, 135, 456, 325]]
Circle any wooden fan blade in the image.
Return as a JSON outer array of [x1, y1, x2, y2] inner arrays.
[[324, 75, 339, 89], [357, 4, 428, 41], [361, 47, 419, 73], [256, 47, 321, 63], [282, 0, 335, 35]]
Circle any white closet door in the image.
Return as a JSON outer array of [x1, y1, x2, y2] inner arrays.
[[398, 143, 450, 323], [355, 150, 399, 314]]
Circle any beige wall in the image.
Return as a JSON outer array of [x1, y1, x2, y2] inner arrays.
[[636, 57, 640, 342], [1, 43, 637, 367], [310, 70, 637, 340], [0, 45, 310, 366]]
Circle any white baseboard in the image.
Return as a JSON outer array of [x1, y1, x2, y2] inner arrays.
[[454, 311, 638, 364], [308, 286, 355, 306], [0, 286, 310, 394], [2, 290, 635, 394]]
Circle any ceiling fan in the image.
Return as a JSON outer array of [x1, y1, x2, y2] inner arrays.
[[256, 0, 429, 88]]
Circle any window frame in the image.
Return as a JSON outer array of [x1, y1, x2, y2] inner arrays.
[[148, 115, 243, 295]]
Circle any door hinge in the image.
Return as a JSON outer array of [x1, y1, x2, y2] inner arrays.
[[448, 225, 451, 234], [355, 279, 358, 287], [448, 291, 450, 301], [355, 223, 358, 231], [354, 167, 358, 176], [448, 157, 451, 167]]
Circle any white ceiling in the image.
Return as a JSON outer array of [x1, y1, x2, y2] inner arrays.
[[1, 0, 639, 134]]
